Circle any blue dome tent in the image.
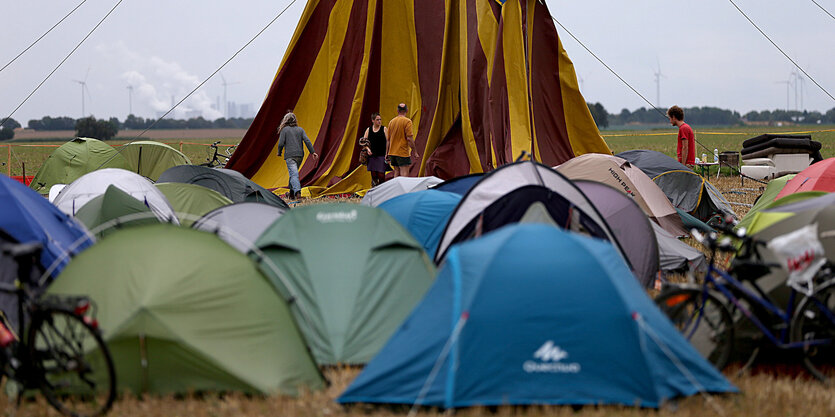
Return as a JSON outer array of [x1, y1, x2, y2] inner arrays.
[[339, 224, 735, 408], [378, 190, 462, 259], [0, 174, 93, 275]]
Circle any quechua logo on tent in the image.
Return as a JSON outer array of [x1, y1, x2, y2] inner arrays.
[[523, 340, 581, 374], [316, 209, 358, 223]]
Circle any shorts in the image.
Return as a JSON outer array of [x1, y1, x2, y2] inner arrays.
[[389, 155, 411, 167]]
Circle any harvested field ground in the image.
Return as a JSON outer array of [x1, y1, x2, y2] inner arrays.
[[1, 126, 834, 416], [3, 368, 835, 417]]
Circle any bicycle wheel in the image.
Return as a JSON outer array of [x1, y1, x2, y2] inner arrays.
[[791, 280, 835, 383], [655, 287, 734, 370], [27, 309, 116, 417]]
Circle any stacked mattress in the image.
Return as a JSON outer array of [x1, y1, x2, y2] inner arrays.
[[741, 134, 823, 162]]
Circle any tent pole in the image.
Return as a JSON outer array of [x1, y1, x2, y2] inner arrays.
[[6, 145, 10, 176], [137, 146, 142, 174]]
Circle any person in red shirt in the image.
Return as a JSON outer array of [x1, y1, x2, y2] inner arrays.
[[668, 105, 695, 167]]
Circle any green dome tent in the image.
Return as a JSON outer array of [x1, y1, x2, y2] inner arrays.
[[742, 191, 827, 235], [49, 224, 324, 395], [735, 174, 795, 232], [253, 204, 435, 365], [74, 185, 159, 236], [120, 141, 192, 181], [30, 137, 130, 194], [155, 182, 233, 227]]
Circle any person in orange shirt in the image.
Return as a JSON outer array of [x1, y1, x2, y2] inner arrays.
[[386, 103, 418, 177]]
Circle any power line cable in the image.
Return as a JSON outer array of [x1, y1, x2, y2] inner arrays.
[[550, 16, 669, 120], [727, 0, 835, 103], [0, 0, 89, 75], [0, 0, 125, 130], [810, 0, 835, 21], [124, 0, 298, 139], [550, 14, 766, 184], [93, 0, 299, 169]]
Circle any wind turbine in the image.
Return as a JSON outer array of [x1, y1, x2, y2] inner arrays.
[[797, 72, 805, 111], [127, 84, 134, 116], [72, 67, 92, 117], [790, 70, 799, 111], [220, 73, 240, 118], [653, 60, 665, 108], [775, 79, 790, 112]]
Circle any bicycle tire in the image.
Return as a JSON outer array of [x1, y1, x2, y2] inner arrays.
[[790, 279, 835, 383], [28, 309, 116, 417], [655, 287, 735, 370]]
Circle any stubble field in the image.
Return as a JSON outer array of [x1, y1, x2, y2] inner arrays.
[[1, 125, 834, 416]]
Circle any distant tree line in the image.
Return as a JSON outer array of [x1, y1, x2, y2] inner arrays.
[[586, 103, 835, 128], [25, 115, 255, 131], [0, 118, 21, 140]]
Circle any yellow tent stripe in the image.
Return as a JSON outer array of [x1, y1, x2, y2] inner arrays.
[[502, 0, 533, 159]]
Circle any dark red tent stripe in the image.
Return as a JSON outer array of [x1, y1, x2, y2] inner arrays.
[[226, 0, 339, 177]]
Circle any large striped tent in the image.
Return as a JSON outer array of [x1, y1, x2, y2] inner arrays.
[[226, 0, 611, 196]]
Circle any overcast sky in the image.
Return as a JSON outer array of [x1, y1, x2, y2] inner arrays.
[[2, 0, 833, 124]]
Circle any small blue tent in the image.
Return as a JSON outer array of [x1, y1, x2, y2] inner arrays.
[[431, 173, 483, 196], [378, 190, 461, 259], [339, 224, 735, 408], [0, 174, 93, 275]]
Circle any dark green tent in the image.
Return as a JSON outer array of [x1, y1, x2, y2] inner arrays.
[[157, 165, 288, 209], [253, 204, 435, 365], [30, 138, 130, 194], [49, 224, 324, 395]]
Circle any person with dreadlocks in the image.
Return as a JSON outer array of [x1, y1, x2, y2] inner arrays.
[[277, 111, 318, 199]]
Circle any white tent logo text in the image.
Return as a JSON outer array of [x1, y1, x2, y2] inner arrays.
[[523, 341, 581, 374]]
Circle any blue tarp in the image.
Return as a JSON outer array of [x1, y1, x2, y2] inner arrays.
[[339, 224, 735, 408], [431, 173, 483, 196], [378, 190, 461, 259], [0, 174, 93, 275]]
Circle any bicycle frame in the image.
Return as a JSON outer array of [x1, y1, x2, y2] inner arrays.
[[700, 249, 835, 350], [0, 281, 28, 347]]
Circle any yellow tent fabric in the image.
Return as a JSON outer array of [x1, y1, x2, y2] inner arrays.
[[227, 0, 611, 196]]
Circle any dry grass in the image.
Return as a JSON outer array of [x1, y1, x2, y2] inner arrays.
[[3, 128, 835, 415], [4, 368, 835, 417]]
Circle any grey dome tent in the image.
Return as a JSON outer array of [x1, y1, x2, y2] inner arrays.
[[192, 202, 287, 253], [157, 165, 289, 209], [252, 204, 435, 365], [53, 168, 178, 224], [435, 161, 628, 268], [360, 176, 443, 207], [652, 221, 706, 275], [573, 180, 659, 287], [617, 150, 736, 221]]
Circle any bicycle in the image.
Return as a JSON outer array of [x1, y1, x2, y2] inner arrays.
[[199, 141, 236, 168], [654, 216, 835, 382], [0, 241, 116, 416]]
